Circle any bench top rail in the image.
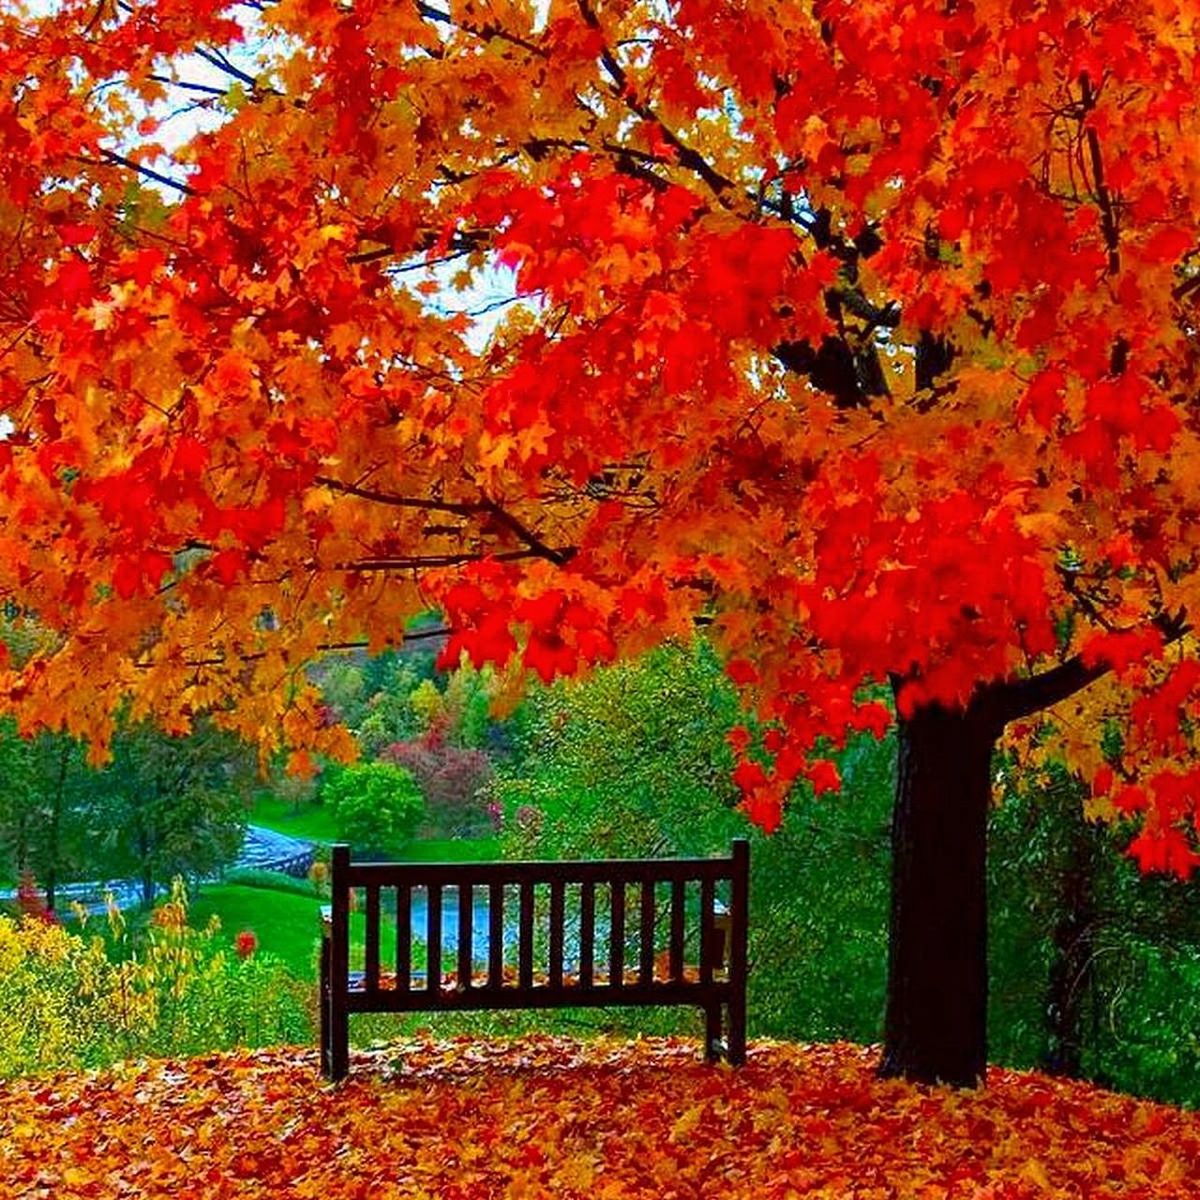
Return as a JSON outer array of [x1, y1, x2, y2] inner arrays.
[[339, 853, 739, 888]]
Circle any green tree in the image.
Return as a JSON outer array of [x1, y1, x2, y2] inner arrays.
[[0, 723, 90, 909], [497, 643, 743, 859], [311, 660, 367, 729], [90, 722, 255, 906], [321, 762, 424, 856], [0, 719, 39, 882]]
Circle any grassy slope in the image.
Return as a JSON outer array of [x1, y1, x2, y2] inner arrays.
[[189, 883, 399, 980], [4, 1038, 1199, 1198], [189, 884, 326, 977], [392, 837, 501, 862], [247, 792, 341, 843], [247, 793, 501, 863]]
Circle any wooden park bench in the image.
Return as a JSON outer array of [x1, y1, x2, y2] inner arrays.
[[319, 839, 749, 1080]]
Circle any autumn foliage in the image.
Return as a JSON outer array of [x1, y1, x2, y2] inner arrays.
[[4, 1036, 1200, 1198], [2, 0, 1200, 876], [0, 882, 307, 1078]]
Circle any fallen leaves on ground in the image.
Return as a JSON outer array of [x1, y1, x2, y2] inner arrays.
[[1, 1037, 1198, 1199]]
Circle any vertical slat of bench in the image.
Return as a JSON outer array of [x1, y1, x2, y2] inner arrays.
[[319, 918, 331, 1075], [639, 879, 655, 984], [579, 880, 595, 988], [669, 878, 685, 982], [488, 882, 504, 987], [364, 883, 380, 994], [727, 838, 750, 1065], [548, 880, 564, 989], [609, 881, 625, 988], [699, 876, 715, 985], [518, 880, 534, 989], [328, 844, 351, 1081], [395, 883, 411, 992], [458, 883, 473, 988], [427, 884, 442, 994]]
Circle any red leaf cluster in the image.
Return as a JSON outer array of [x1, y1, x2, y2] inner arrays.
[[3, 0, 1200, 872], [3, 1037, 1200, 1198]]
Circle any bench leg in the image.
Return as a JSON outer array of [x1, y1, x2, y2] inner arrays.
[[320, 937, 349, 1081], [704, 1003, 722, 1064], [319, 939, 332, 1078], [329, 1000, 349, 1081], [727, 994, 747, 1066]]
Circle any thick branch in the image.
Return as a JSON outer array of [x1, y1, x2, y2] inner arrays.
[[990, 609, 1190, 726], [989, 655, 1111, 726], [314, 475, 575, 565]]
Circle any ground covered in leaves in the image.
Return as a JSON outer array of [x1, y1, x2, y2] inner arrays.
[[2, 1037, 1198, 1199]]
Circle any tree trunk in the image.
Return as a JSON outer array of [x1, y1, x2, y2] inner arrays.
[[879, 696, 998, 1087], [45, 740, 69, 913], [1043, 778, 1100, 1077], [15, 807, 28, 874], [137, 823, 155, 908]]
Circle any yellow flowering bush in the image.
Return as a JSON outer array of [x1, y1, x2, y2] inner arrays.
[[0, 880, 310, 1079]]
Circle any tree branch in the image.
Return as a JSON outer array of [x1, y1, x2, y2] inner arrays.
[[1079, 73, 1120, 276], [90, 151, 198, 197], [133, 628, 451, 671], [346, 227, 487, 265], [314, 476, 576, 565], [313, 475, 480, 517], [989, 655, 1111, 726], [576, 0, 733, 201], [415, 1, 547, 56], [148, 74, 228, 97], [990, 608, 1190, 726], [480, 500, 576, 567], [331, 549, 545, 571]]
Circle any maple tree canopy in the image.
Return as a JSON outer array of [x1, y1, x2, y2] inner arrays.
[[1, 0, 1199, 870]]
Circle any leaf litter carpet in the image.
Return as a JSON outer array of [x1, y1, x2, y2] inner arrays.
[[1, 1036, 1198, 1198]]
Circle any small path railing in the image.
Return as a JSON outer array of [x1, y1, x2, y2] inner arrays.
[[319, 840, 749, 1080]]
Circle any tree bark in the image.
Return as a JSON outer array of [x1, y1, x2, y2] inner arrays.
[[879, 695, 999, 1087], [1043, 778, 1101, 1077], [137, 823, 155, 908], [45, 740, 69, 913]]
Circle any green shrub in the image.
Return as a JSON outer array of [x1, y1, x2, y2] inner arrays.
[[221, 867, 323, 896], [321, 762, 424, 854], [0, 880, 310, 1079]]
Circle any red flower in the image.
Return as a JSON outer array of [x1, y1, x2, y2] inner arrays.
[[235, 929, 258, 959]]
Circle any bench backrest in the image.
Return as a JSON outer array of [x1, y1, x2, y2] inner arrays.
[[324, 840, 749, 1011]]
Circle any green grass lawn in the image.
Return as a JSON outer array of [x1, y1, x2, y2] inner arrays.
[[189, 883, 326, 977], [392, 837, 501, 862], [248, 791, 341, 843], [248, 792, 502, 864], [189, 882, 415, 981]]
